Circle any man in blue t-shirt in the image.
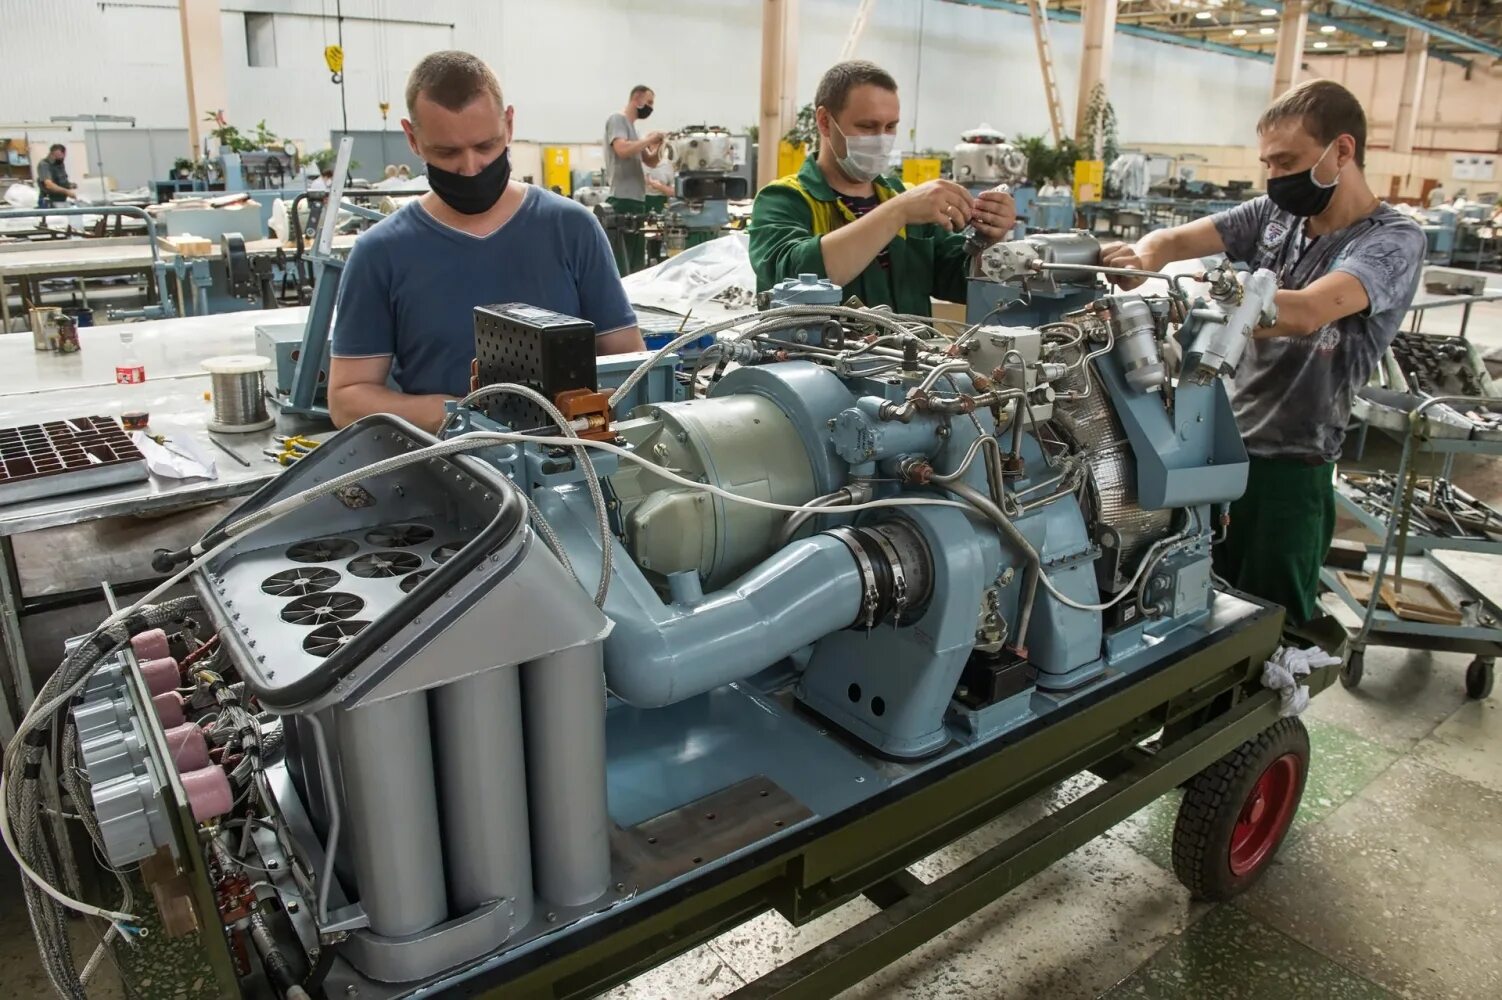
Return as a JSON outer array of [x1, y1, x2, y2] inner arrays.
[[330, 50, 645, 431]]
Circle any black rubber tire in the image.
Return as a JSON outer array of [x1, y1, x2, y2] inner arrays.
[[1339, 651, 1364, 690], [1465, 657, 1494, 700], [1172, 717, 1310, 901]]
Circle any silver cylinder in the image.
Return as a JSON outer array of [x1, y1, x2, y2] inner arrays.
[[336, 693, 448, 937], [1108, 296, 1166, 393], [431, 668, 534, 927], [522, 643, 610, 908], [1032, 231, 1102, 283]]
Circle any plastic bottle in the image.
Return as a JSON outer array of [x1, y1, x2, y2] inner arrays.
[[115, 329, 145, 384]]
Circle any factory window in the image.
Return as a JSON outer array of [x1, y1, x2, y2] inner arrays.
[[245, 13, 277, 68]]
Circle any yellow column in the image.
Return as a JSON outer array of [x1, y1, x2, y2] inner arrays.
[[1074, 0, 1117, 143], [759, 0, 800, 189], [1271, 1, 1310, 100], [1392, 28, 1429, 154], [178, 0, 229, 158]]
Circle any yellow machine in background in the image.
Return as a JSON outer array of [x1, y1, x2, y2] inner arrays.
[[1074, 159, 1105, 203], [901, 156, 943, 187], [543, 146, 572, 196]]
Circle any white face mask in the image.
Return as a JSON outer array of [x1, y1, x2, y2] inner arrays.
[[830, 119, 895, 183]]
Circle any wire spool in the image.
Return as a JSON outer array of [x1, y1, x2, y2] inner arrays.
[[202, 355, 275, 433]]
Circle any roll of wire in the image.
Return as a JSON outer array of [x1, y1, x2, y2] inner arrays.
[[202, 355, 275, 433]]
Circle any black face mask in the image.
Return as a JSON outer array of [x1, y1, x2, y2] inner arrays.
[[1266, 141, 1339, 218], [635, 104, 654, 120], [425, 148, 511, 215]]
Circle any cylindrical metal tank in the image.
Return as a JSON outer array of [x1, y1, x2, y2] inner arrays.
[[337, 693, 448, 936], [522, 642, 610, 908], [431, 668, 534, 927]]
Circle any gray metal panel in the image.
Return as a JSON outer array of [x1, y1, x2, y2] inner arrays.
[[523, 643, 610, 909], [432, 669, 533, 926], [337, 693, 448, 936], [328, 131, 423, 182], [85, 128, 192, 189]]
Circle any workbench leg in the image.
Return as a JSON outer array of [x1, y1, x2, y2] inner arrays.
[[1461, 301, 1473, 340], [0, 535, 29, 741], [0, 273, 10, 334]]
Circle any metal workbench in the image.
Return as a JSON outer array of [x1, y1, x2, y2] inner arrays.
[[0, 231, 356, 331], [0, 308, 311, 739], [1404, 287, 1502, 339]]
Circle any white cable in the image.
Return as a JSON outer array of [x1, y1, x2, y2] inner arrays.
[[446, 432, 974, 516], [0, 776, 136, 923]]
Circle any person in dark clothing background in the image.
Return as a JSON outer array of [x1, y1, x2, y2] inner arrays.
[[36, 144, 76, 206]]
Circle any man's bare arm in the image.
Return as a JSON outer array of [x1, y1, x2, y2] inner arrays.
[[597, 326, 646, 355], [1258, 271, 1370, 339], [1099, 217, 1228, 288], [328, 355, 453, 433]]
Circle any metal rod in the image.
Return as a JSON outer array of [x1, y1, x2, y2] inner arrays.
[[209, 436, 252, 467]]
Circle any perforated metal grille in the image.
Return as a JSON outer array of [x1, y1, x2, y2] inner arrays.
[[472, 304, 597, 428]]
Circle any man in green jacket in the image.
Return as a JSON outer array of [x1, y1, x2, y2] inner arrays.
[[749, 60, 1016, 317]]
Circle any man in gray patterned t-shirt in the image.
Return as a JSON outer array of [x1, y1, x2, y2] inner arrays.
[[1099, 79, 1424, 626]]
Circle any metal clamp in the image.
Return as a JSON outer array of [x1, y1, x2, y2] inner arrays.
[[862, 526, 908, 627], [827, 526, 881, 632]]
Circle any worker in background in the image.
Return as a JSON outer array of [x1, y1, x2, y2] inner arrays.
[[397, 164, 412, 181], [328, 50, 645, 432], [308, 167, 333, 192], [1099, 79, 1425, 627], [36, 144, 76, 206], [604, 84, 666, 274], [748, 60, 1016, 317], [1425, 183, 1445, 209]]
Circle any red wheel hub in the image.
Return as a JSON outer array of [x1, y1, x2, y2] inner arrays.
[[1229, 753, 1301, 877]]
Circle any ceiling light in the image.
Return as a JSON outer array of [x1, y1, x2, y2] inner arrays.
[[1232, 27, 1248, 36], [1260, 26, 1277, 35], [1260, 7, 1277, 15], [1372, 39, 1388, 47], [1320, 24, 1337, 33], [1195, 10, 1213, 18], [1313, 40, 1329, 48]]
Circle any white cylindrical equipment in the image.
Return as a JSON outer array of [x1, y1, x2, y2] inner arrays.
[[523, 642, 611, 908], [337, 693, 449, 937], [432, 668, 534, 926]]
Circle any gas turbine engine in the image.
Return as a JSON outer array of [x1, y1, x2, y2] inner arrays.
[[952, 124, 1028, 193], [659, 125, 749, 245], [15, 235, 1281, 999]]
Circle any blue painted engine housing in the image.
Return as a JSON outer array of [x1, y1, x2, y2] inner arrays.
[[448, 328, 1248, 759]]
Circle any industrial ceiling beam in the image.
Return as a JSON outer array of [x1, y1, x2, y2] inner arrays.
[[1331, 0, 1502, 58], [946, 0, 1274, 61]]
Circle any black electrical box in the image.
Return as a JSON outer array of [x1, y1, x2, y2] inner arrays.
[[472, 303, 596, 429]]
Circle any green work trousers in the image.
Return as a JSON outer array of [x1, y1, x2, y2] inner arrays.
[[1213, 456, 1336, 626], [607, 196, 647, 275]]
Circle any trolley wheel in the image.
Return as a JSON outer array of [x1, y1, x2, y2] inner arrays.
[[1172, 717, 1309, 901], [1340, 650, 1364, 690], [1465, 657, 1495, 700]]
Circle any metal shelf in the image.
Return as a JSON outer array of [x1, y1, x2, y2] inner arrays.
[[1325, 393, 1502, 674]]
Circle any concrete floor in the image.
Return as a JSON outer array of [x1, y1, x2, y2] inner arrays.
[[3, 293, 1501, 999]]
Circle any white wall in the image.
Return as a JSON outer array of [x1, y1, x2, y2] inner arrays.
[[1, 0, 1272, 160]]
